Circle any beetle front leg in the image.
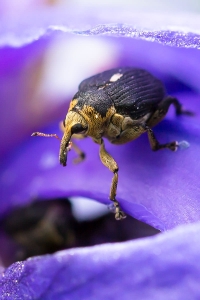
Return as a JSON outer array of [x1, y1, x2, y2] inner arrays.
[[144, 125, 178, 151], [95, 138, 126, 220], [71, 141, 85, 164]]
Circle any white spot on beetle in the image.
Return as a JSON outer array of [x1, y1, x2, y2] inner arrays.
[[95, 114, 98, 119], [109, 73, 123, 82]]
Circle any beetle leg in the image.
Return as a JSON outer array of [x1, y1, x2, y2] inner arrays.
[[147, 96, 193, 128], [95, 138, 126, 220], [161, 96, 193, 116], [71, 140, 85, 164], [144, 125, 178, 151]]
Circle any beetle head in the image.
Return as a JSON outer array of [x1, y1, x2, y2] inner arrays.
[[59, 111, 88, 166]]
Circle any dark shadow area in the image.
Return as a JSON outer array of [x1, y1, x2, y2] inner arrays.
[[0, 198, 159, 267]]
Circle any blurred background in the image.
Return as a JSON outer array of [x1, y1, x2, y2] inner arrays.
[[2, 0, 200, 15]]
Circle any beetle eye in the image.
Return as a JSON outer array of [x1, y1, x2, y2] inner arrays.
[[63, 119, 65, 127], [71, 123, 87, 134]]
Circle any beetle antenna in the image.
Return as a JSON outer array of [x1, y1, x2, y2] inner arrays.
[[31, 132, 61, 141]]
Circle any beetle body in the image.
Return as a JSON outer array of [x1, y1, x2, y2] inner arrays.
[[64, 68, 165, 147], [33, 67, 192, 220]]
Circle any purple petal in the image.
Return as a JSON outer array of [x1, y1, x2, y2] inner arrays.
[[1, 5, 200, 47], [1, 221, 200, 299], [0, 41, 52, 158], [1, 92, 200, 231]]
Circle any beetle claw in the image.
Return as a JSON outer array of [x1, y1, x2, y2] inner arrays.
[[115, 209, 127, 220], [114, 203, 126, 220], [108, 203, 126, 220], [171, 141, 179, 151]]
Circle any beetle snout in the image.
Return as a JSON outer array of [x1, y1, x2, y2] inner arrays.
[[60, 111, 88, 166], [59, 143, 68, 166], [59, 132, 72, 167]]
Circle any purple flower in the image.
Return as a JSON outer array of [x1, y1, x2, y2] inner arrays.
[[1, 3, 200, 298], [1, 221, 200, 299]]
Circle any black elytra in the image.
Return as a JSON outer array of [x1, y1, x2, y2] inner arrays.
[[32, 67, 192, 221], [72, 67, 165, 119]]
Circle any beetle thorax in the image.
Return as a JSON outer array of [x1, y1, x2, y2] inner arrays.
[[77, 104, 116, 139]]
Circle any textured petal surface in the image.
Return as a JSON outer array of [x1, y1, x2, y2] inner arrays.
[[1, 92, 200, 231], [1, 221, 200, 299], [0, 4, 200, 48]]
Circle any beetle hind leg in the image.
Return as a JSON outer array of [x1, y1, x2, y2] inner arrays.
[[146, 96, 193, 150], [144, 125, 178, 151], [96, 138, 126, 220], [147, 96, 193, 128], [161, 96, 193, 116]]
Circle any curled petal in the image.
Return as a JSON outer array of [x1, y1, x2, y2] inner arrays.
[[1, 221, 200, 299], [0, 4, 200, 47]]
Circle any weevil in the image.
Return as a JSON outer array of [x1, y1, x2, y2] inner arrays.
[[32, 67, 192, 220]]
